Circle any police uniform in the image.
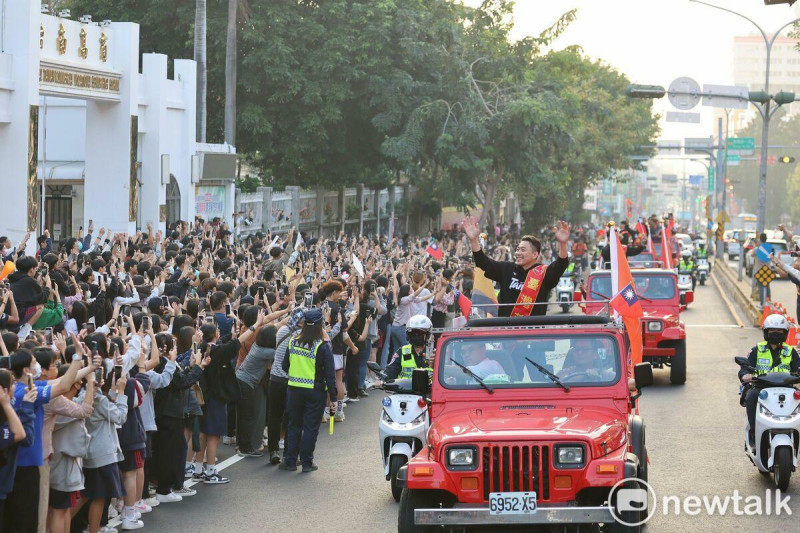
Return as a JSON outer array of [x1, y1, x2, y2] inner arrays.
[[739, 341, 800, 442], [679, 258, 696, 290], [281, 331, 337, 470], [384, 345, 431, 381]]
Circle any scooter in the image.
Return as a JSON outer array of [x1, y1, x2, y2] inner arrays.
[[556, 274, 575, 313], [696, 258, 709, 286], [367, 362, 430, 502], [677, 270, 693, 306], [735, 356, 800, 490]]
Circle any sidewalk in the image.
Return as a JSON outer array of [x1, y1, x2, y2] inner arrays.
[[723, 259, 798, 321]]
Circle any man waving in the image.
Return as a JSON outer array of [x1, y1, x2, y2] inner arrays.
[[462, 217, 570, 317]]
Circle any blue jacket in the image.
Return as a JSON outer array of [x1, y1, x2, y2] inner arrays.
[[0, 401, 35, 499]]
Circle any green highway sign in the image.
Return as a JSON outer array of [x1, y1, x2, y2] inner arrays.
[[727, 137, 755, 155], [708, 166, 715, 192], [727, 154, 741, 166]]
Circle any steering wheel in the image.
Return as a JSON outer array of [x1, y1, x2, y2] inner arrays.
[[561, 371, 592, 382]]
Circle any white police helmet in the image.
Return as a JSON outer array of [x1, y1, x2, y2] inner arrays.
[[681, 249, 692, 258], [763, 313, 790, 332], [406, 314, 432, 333]]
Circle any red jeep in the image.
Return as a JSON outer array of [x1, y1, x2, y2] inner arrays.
[[583, 268, 687, 385], [397, 315, 654, 532]]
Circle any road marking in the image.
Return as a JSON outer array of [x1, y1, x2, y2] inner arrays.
[[107, 450, 246, 527], [711, 271, 746, 328], [686, 324, 742, 328]]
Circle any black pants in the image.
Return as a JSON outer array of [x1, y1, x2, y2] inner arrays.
[[227, 402, 236, 438], [746, 387, 759, 439], [344, 351, 360, 397], [236, 380, 258, 453], [284, 387, 326, 468], [4, 465, 39, 532], [267, 379, 288, 453], [153, 416, 185, 495]]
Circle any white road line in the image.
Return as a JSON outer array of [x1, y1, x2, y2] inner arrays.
[[685, 324, 743, 328], [107, 451, 245, 527]]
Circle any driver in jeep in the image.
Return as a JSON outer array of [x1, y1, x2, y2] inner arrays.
[[558, 338, 616, 382], [461, 216, 570, 317]]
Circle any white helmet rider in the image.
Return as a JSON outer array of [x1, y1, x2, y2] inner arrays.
[[406, 314, 433, 348], [763, 313, 790, 344], [681, 249, 692, 260]]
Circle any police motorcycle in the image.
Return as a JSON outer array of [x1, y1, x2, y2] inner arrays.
[[677, 250, 694, 306], [735, 315, 800, 491], [556, 262, 577, 313], [368, 315, 433, 502], [696, 257, 709, 286]]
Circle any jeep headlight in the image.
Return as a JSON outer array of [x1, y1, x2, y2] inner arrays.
[[555, 445, 585, 467], [647, 321, 663, 332], [448, 448, 475, 468]]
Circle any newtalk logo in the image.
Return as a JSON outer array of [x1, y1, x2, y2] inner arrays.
[[608, 478, 792, 526]]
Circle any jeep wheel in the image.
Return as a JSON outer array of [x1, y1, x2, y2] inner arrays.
[[390, 455, 407, 502], [668, 339, 687, 385], [607, 480, 643, 533], [398, 489, 443, 533]]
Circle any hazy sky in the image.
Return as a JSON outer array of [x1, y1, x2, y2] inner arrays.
[[464, 0, 800, 139]]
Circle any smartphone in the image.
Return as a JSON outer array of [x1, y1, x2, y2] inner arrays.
[[94, 368, 103, 384], [114, 365, 122, 380], [162, 296, 169, 307], [45, 327, 53, 345], [204, 315, 215, 324], [27, 374, 34, 390], [193, 341, 198, 353], [142, 316, 150, 330], [258, 287, 264, 299], [303, 292, 314, 308], [276, 278, 282, 291], [91, 341, 99, 356], [121, 305, 130, 317], [84, 322, 96, 334], [225, 303, 231, 316], [103, 273, 109, 283]]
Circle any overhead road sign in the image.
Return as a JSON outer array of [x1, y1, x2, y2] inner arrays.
[[702, 84, 750, 109]]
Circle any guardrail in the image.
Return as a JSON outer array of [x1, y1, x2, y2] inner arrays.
[[712, 259, 761, 326]]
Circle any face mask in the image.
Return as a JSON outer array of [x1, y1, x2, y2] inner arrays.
[[33, 362, 42, 380], [765, 330, 788, 344]]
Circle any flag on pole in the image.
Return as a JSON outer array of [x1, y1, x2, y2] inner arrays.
[[425, 241, 444, 260], [609, 225, 644, 367], [457, 292, 472, 317], [295, 231, 304, 248], [471, 268, 498, 317], [351, 253, 365, 278], [660, 224, 672, 270]]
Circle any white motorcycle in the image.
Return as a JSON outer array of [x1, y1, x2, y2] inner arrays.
[[677, 269, 693, 306], [696, 258, 709, 286], [735, 356, 800, 490], [556, 275, 576, 313], [368, 362, 430, 502]]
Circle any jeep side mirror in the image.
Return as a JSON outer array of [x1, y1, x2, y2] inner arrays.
[[634, 363, 654, 389], [411, 368, 430, 397]]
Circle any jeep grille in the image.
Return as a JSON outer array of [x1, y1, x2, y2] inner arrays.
[[481, 444, 550, 501]]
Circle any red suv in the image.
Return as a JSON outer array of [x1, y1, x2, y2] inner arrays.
[[396, 315, 653, 532], [583, 269, 686, 385]]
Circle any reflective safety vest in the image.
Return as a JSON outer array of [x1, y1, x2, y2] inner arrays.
[[679, 259, 694, 271], [287, 338, 324, 389], [564, 263, 575, 275], [399, 345, 432, 379], [754, 341, 794, 376], [697, 249, 707, 259]]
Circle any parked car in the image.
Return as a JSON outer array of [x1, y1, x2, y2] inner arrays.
[[727, 229, 754, 260], [675, 233, 694, 255]]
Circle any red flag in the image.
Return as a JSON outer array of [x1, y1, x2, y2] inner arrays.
[[426, 242, 444, 260], [609, 226, 644, 367], [635, 219, 647, 237], [458, 292, 472, 317], [660, 224, 672, 270]]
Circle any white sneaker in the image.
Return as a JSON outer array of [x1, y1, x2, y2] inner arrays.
[[174, 486, 197, 497], [278, 438, 284, 450], [121, 517, 143, 530], [108, 501, 120, 519], [134, 501, 152, 514], [222, 436, 236, 445], [143, 496, 160, 508], [155, 492, 183, 503]]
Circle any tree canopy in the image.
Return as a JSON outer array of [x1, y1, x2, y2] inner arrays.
[[67, 0, 659, 231]]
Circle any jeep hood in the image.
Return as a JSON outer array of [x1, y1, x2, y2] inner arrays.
[[428, 405, 626, 447]]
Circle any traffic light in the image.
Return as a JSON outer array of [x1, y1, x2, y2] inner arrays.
[[626, 84, 666, 99], [749, 91, 770, 104], [779, 156, 796, 164], [774, 91, 796, 106]]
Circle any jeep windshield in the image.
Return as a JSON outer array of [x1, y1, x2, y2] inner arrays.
[[439, 335, 620, 390], [588, 273, 676, 300]]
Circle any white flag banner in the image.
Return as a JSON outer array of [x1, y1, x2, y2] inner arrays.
[[352, 253, 365, 278]]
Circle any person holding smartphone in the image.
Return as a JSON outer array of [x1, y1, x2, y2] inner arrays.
[[209, 291, 235, 339]]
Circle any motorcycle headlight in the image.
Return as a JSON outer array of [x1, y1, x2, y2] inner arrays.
[[759, 404, 774, 417], [647, 321, 663, 332], [382, 410, 393, 423], [411, 411, 427, 424], [555, 444, 585, 468], [447, 447, 477, 470]]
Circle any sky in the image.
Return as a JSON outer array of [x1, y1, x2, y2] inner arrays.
[[463, 0, 800, 140]]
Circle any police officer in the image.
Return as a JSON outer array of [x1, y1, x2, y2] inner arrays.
[[679, 249, 697, 291], [739, 314, 800, 448], [696, 242, 708, 260], [384, 315, 433, 381], [280, 308, 337, 472]]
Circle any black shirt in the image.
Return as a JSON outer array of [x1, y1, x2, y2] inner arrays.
[[472, 250, 568, 316]]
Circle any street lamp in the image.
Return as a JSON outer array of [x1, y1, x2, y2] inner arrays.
[[689, 0, 800, 236]]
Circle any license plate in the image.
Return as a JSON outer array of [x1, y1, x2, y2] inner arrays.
[[488, 492, 537, 515]]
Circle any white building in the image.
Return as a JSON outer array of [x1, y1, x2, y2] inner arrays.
[[0, 1, 236, 249]]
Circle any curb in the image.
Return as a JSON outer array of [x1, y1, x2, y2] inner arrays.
[[711, 260, 761, 327]]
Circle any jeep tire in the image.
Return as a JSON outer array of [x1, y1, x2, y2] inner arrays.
[[668, 339, 687, 385], [607, 479, 643, 533], [398, 489, 437, 533]]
